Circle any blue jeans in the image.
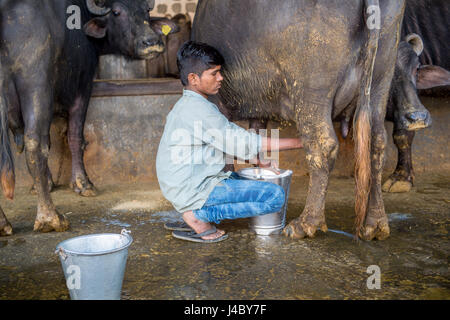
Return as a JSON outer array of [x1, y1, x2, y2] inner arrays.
[[193, 172, 285, 224]]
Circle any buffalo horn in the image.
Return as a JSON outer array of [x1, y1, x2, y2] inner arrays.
[[86, 0, 111, 16], [147, 0, 155, 10]]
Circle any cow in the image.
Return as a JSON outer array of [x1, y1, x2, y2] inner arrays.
[[147, 13, 192, 78], [382, 0, 450, 193], [0, 0, 179, 235], [192, 0, 406, 240]]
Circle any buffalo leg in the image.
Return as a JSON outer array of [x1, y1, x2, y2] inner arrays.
[[68, 95, 96, 197], [6, 78, 25, 153], [29, 124, 55, 196], [19, 83, 69, 232], [382, 129, 415, 193], [0, 207, 12, 236], [283, 109, 338, 239], [30, 165, 54, 195], [5, 79, 55, 195]]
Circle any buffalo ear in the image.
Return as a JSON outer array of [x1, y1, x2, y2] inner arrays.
[[83, 17, 108, 39], [405, 33, 424, 56], [150, 17, 180, 36], [416, 65, 450, 89]]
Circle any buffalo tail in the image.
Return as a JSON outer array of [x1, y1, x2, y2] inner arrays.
[[0, 64, 15, 200], [353, 0, 381, 238]]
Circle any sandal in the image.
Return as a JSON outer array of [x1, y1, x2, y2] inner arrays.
[[164, 221, 193, 232], [172, 226, 228, 243]]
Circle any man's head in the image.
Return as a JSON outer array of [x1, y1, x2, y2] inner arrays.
[[177, 41, 224, 96]]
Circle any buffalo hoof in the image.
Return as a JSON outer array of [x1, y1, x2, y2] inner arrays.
[[34, 209, 69, 233], [77, 186, 97, 197], [283, 217, 327, 239], [283, 220, 306, 239], [0, 221, 13, 236], [359, 215, 390, 241], [382, 177, 412, 193], [70, 178, 97, 197]]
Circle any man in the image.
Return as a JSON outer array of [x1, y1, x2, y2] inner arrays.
[[156, 41, 303, 243]]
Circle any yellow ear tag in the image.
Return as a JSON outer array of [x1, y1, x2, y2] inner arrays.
[[161, 25, 172, 36]]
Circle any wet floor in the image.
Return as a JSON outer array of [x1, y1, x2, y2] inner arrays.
[[0, 175, 448, 299]]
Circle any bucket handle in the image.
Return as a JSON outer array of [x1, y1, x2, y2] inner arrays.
[[121, 229, 131, 237], [55, 247, 68, 261]]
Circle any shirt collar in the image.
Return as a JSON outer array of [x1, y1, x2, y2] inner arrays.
[[183, 89, 208, 101]]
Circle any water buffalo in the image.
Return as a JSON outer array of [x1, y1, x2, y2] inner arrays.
[[383, 0, 450, 193], [192, 0, 406, 240], [147, 13, 192, 78], [0, 0, 178, 235], [247, 33, 448, 194]]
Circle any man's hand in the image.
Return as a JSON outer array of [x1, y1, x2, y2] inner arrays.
[[257, 157, 280, 174]]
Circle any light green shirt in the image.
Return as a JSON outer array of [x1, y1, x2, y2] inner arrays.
[[156, 90, 262, 213]]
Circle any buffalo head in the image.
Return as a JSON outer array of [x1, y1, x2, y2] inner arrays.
[[390, 34, 450, 131], [83, 0, 179, 59]]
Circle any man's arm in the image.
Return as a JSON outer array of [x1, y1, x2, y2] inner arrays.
[[251, 137, 303, 172], [260, 137, 303, 152]]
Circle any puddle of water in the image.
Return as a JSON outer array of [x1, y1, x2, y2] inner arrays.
[[416, 188, 441, 195], [388, 213, 412, 221], [139, 210, 181, 225], [327, 229, 354, 238], [253, 235, 282, 257], [100, 218, 131, 228]]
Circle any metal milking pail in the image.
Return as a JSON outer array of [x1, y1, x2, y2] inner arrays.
[[236, 168, 293, 235], [55, 229, 133, 300]]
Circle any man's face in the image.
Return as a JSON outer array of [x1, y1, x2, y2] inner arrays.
[[192, 65, 224, 96]]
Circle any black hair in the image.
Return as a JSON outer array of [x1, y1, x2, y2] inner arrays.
[[177, 41, 225, 86]]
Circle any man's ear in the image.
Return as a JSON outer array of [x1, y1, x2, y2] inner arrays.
[[417, 65, 450, 89], [187, 73, 199, 86], [83, 17, 108, 39], [150, 17, 180, 36]]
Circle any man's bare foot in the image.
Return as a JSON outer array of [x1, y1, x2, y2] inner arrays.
[[182, 211, 225, 240]]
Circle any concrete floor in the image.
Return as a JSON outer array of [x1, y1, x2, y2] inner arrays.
[[0, 173, 448, 300]]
